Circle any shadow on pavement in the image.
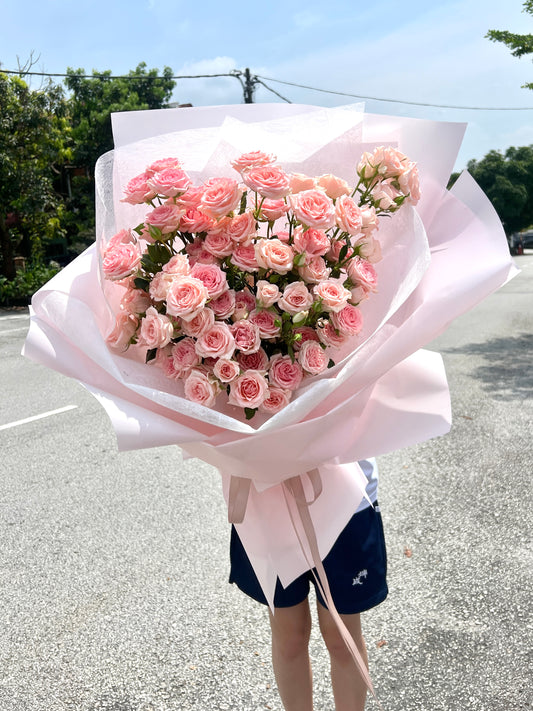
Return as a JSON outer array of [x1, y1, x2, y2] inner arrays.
[[444, 331, 533, 401]]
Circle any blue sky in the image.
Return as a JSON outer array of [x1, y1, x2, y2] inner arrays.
[[1, 0, 532, 170]]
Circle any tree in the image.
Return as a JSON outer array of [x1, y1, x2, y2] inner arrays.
[[486, 0, 533, 89], [466, 145, 533, 235], [0, 72, 71, 279], [62, 63, 176, 244], [64, 62, 176, 168]]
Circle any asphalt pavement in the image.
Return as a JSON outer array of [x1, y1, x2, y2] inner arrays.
[[0, 252, 531, 711]]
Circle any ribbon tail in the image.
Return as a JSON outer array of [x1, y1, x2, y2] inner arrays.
[[282, 474, 383, 709], [227, 476, 251, 524]]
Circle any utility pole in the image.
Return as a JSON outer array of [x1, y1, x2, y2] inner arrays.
[[243, 68, 256, 103], [230, 68, 259, 103]]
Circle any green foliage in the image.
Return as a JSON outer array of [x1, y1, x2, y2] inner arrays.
[[61, 63, 176, 241], [0, 71, 71, 278], [0, 262, 60, 306], [64, 62, 175, 168], [467, 145, 533, 234], [486, 1, 533, 89]]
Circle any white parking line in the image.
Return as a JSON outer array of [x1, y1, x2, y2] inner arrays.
[[0, 405, 78, 431], [0, 314, 29, 321], [0, 327, 29, 335]]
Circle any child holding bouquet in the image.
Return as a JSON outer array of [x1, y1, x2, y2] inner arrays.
[[230, 459, 387, 711]]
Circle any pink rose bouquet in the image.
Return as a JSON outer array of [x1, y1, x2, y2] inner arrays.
[[102, 147, 419, 418]]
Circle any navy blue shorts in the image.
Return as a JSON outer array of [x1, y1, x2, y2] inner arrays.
[[229, 502, 388, 614]]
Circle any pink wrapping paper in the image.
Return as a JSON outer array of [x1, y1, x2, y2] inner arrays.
[[23, 104, 517, 608]]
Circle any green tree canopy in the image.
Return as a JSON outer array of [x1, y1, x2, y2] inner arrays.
[[64, 62, 176, 168], [0, 72, 71, 278], [466, 145, 533, 235], [486, 0, 533, 89]]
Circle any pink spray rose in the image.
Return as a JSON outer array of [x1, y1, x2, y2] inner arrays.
[[356, 236, 382, 264], [185, 238, 218, 266], [106, 312, 138, 351], [162, 254, 191, 276], [180, 307, 215, 338], [138, 307, 174, 348], [228, 370, 269, 409], [255, 238, 294, 274], [372, 178, 402, 210], [120, 287, 151, 315], [259, 386, 292, 414], [218, 212, 256, 243], [243, 165, 291, 200], [268, 354, 304, 391], [290, 189, 336, 230], [170, 338, 200, 378], [190, 262, 228, 300], [180, 208, 215, 234], [121, 172, 156, 204], [184, 369, 219, 407], [259, 199, 290, 222], [278, 281, 314, 315], [237, 347, 269, 372], [317, 319, 348, 348], [233, 289, 257, 320], [149, 271, 174, 302], [256, 280, 280, 308], [201, 177, 243, 219], [289, 173, 315, 194], [313, 279, 352, 312], [145, 204, 184, 234], [146, 157, 181, 175], [213, 358, 241, 383], [166, 275, 209, 321], [297, 340, 329, 375], [231, 242, 259, 272], [293, 326, 320, 351], [102, 240, 141, 281], [231, 150, 276, 172], [398, 162, 420, 204], [292, 227, 331, 258], [177, 185, 205, 210], [248, 309, 281, 339], [335, 195, 364, 236], [209, 289, 236, 320], [316, 173, 350, 199], [203, 230, 234, 258], [230, 319, 261, 354], [148, 168, 192, 197], [195, 322, 235, 360], [331, 304, 364, 336], [297, 256, 330, 284], [347, 257, 378, 294]]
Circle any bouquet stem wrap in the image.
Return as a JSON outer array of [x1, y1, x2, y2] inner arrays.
[[23, 104, 517, 703]]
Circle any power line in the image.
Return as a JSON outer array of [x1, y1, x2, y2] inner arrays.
[[0, 68, 237, 80], [255, 74, 533, 111], [3, 66, 533, 110]]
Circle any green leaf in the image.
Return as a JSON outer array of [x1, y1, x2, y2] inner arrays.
[[145, 348, 158, 363], [134, 277, 150, 292], [148, 224, 163, 240], [147, 242, 172, 265], [328, 358, 335, 368], [338, 244, 349, 263], [244, 407, 257, 420], [141, 254, 160, 274]]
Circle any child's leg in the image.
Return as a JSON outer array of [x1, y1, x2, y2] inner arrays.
[[268, 599, 313, 711], [316, 602, 368, 711]]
